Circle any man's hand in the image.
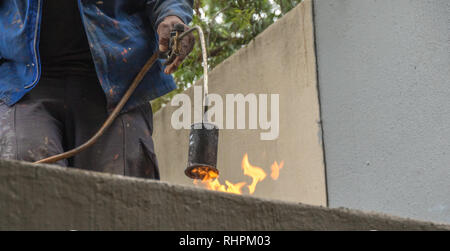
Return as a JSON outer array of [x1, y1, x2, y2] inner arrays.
[[157, 16, 195, 74]]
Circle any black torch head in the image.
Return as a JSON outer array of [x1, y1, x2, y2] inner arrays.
[[185, 122, 219, 180]]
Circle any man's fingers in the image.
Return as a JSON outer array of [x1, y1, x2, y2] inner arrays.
[[179, 32, 195, 59], [157, 16, 196, 74], [164, 57, 183, 74], [157, 22, 171, 52], [159, 38, 169, 52], [164, 31, 195, 74], [163, 29, 195, 74]]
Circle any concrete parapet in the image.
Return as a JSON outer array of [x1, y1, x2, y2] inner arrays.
[[1, 159, 448, 230]]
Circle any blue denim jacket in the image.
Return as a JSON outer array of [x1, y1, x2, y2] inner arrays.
[[0, 0, 193, 112]]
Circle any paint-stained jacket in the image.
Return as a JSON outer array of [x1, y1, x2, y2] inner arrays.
[[0, 0, 193, 112]]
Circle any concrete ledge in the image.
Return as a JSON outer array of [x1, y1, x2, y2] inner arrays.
[[0, 159, 448, 230]]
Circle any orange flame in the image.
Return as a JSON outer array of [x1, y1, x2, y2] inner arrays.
[[225, 180, 246, 194], [192, 167, 219, 180], [242, 154, 266, 194], [270, 161, 284, 180], [193, 153, 284, 196], [195, 177, 245, 195]]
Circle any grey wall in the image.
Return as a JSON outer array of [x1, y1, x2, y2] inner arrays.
[[314, 0, 450, 224], [1, 159, 449, 230]]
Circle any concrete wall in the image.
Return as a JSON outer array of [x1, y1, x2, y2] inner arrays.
[[153, 0, 327, 206], [1, 159, 449, 230], [314, 0, 450, 224]]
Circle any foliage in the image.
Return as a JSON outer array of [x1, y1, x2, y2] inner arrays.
[[151, 0, 303, 112]]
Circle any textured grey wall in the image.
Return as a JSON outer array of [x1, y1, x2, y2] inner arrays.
[[314, 0, 450, 224], [1, 159, 449, 230]]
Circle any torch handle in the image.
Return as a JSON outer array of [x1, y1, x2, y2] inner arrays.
[[177, 26, 209, 123]]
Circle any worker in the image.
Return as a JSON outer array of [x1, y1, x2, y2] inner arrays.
[[0, 0, 195, 180]]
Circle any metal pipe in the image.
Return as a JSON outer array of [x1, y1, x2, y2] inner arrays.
[[180, 26, 209, 122]]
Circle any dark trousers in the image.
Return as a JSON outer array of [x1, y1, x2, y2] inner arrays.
[[0, 75, 159, 179]]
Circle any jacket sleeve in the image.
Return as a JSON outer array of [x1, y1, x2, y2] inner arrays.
[[146, 0, 194, 30]]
